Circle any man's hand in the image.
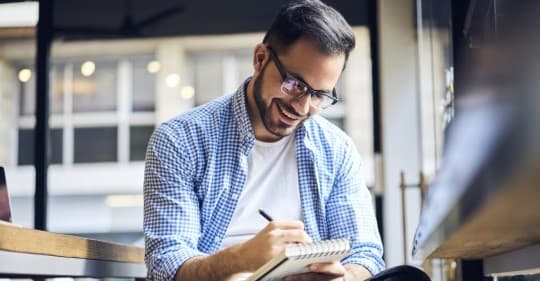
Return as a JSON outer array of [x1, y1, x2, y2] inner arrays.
[[177, 220, 311, 281], [282, 261, 346, 281], [234, 220, 312, 271], [282, 262, 372, 281]]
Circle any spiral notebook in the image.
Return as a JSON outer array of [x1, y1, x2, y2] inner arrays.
[[245, 238, 351, 281]]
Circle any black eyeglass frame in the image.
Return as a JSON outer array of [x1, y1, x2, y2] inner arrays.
[[266, 46, 339, 109]]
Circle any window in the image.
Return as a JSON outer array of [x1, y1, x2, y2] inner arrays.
[[19, 64, 65, 116], [16, 55, 156, 166], [17, 128, 63, 165], [132, 56, 157, 112], [186, 49, 253, 106], [74, 127, 118, 163], [72, 60, 118, 113], [129, 125, 154, 161]]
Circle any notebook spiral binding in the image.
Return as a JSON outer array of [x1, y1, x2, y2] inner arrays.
[[292, 238, 350, 260]]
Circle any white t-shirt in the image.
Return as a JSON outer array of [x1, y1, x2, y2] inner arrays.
[[221, 135, 302, 249]]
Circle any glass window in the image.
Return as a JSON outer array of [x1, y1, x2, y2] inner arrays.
[[233, 51, 254, 87], [50, 64, 65, 114], [129, 126, 155, 161], [50, 129, 63, 164], [17, 129, 33, 165], [18, 64, 64, 116], [17, 128, 63, 165], [18, 66, 35, 116], [72, 60, 117, 113], [189, 50, 253, 106], [417, 0, 453, 173], [132, 56, 156, 112], [74, 127, 117, 163], [193, 53, 224, 106]]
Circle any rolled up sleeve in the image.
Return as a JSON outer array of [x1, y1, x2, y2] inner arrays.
[[143, 124, 206, 281]]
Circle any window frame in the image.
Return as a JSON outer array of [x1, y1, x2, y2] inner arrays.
[[15, 55, 156, 166]]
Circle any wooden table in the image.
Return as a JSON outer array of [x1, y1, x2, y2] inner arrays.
[[0, 223, 146, 279]]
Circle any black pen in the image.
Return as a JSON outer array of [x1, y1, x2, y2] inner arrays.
[[258, 208, 274, 222]]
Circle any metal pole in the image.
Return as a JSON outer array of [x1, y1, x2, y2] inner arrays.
[[400, 171, 408, 264], [368, 0, 382, 155], [34, 0, 54, 231]]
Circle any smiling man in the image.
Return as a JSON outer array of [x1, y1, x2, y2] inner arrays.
[[143, 1, 385, 280], [248, 41, 343, 141]]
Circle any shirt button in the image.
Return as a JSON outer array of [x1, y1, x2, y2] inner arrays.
[[214, 237, 220, 243], [231, 193, 239, 200]]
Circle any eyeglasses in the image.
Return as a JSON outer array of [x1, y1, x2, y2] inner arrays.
[[267, 46, 339, 109]]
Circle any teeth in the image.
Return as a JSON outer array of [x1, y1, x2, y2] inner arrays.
[[279, 104, 299, 119]]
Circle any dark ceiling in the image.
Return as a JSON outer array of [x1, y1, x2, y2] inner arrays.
[[0, 0, 369, 40]]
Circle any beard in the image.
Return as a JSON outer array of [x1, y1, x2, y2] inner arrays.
[[252, 64, 309, 139]]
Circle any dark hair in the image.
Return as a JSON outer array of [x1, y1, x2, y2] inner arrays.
[[263, 0, 355, 61]]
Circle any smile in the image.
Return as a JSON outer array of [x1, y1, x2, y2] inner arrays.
[[277, 103, 301, 120]]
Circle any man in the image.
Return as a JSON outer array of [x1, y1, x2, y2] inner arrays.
[[144, 1, 385, 280]]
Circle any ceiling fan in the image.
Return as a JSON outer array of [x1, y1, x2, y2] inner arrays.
[[54, 0, 185, 38]]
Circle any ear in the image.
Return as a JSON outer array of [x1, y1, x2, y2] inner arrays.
[[253, 43, 269, 74]]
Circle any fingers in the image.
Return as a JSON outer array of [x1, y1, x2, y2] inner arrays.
[[283, 262, 346, 281], [263, 220, 312, 244], [237, 220, 313, 271], [273, 229, 312, 244], [284, 273, 344, 281], [265, 220, 305, 230], [308, 261, 346, 276]]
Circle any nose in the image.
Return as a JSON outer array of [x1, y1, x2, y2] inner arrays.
[[290, 93, 311, 116]]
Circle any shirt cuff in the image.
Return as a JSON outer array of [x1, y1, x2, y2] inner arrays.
[[343, 254, 386, 276], [147, 248, 207, 281]]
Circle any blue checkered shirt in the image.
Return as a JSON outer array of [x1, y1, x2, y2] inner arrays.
[[144, 78, 385, 280]]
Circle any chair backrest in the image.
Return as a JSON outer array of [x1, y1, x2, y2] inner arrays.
[[367, 265, 431, 281], [0, 166, 13, 223]]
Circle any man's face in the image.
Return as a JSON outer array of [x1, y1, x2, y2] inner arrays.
[[251, 38, 345, 141]]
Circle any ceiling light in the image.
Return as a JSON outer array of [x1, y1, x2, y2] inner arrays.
[[165, 73, 180, 88], [146, 60, 160, 73], [81, 61, 95, 77], [181, 86, 195, 99], [18, 68, 32, 83]]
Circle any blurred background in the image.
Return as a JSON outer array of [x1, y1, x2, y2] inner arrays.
[[0, 1, 380, 245], [0, 0, 538, 280]]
